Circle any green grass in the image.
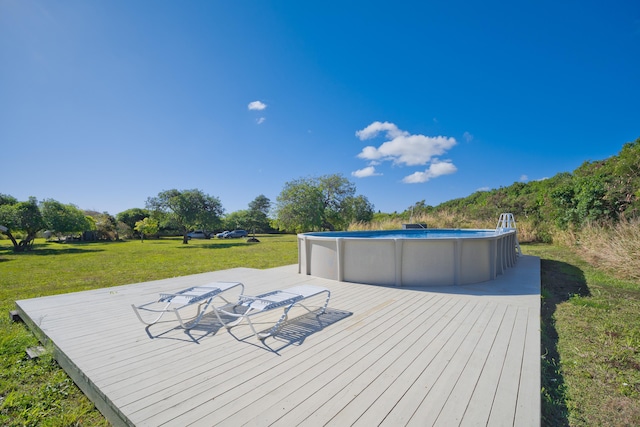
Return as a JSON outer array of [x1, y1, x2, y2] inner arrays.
[[523, 243, 640, 427], [0, 235, 297, 426], [1, 237, 638, 425]]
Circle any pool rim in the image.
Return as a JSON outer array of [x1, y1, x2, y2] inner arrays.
[[299, 228, 512, 240]]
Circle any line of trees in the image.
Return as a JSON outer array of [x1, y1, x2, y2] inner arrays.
[[116, 192, 275, 243], [1, 173, 374, 252], [0, 196, 103, 252]]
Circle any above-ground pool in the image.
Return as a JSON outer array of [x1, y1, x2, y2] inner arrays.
[[297, 228, 520, 287]]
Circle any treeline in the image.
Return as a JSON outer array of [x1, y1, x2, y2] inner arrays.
[[0, 197, 113, 252], [0, 190, 274, 251], [0, 173, 375, 251], [405, 137, 640, 242]]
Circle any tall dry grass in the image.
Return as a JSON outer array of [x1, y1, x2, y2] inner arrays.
[[574, 218, 640, 281], [349, 209, 495, 231]]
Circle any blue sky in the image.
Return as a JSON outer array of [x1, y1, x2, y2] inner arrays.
[[2, 1, 639, 216]]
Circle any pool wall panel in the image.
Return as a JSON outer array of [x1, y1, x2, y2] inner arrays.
[[342, 239, 396, 286], [459, 239, 492, 285], [401, 240, 456, 286]]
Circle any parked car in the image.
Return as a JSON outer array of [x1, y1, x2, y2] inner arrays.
[[225, 229, 248, 238], [187, 230, 209, 239], [216, 231, 230, 239]]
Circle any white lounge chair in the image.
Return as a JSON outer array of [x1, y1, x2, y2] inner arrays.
[[132, 281, 244, 329], [215, 285, 331, 340]]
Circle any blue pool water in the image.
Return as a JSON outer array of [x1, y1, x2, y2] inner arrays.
[[303, 229, 502, 239]]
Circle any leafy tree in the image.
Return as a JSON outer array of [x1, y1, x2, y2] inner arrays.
[[407, 200, 435, 219], [0, 196, 45, 252], [85, 211, 119, 240], [248, 194, 271, 216], [343, 195, 375, 224], [575, 175, 610, 223], [247, 194, 272, 233], [223, 210, 251, 231], [116, 208, 151, 234], [610, 138, 640, 216], [275, 174, 373, 232], [221, 195, 274, 234], [0, 194, 18, 206], [275, 178, 324, 232], [134, 217, 159, 242], [146, 189, 224, 244], [316, 174, 356, 230], [40, 199, 91, 241]]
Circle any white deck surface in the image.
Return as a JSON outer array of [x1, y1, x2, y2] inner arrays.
[[16, 255, 540, 427]]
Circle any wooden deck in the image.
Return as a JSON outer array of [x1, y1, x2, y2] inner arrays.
[[16, 255, 540, 427]]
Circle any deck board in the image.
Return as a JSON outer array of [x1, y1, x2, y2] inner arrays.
[[16, 257, 540, 426], [239, 294, 446, 426]]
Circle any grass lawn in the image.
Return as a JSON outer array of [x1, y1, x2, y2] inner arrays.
[[0, 237, 638, 426], [523, 244, 640, 427]]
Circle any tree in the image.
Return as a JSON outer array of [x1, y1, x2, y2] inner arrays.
[[40, 199, 91, 241], [0, 196, 45, 252], [248, 194, 271, 216], [0, 194, 18, 206], [221, 196, 273, 235], [275, 178, 324, 232], [318, 175, 356, 230], [343, 195, 375, 224], [146, 189, 224, 244], [223, 210, 251, 231], [611, 138, 640, 216], [85, 211, 119, 240], [247, 194, 272, 233], [134, 217, 159, 242], [407, 200, 435, 219], [116, 208, 151, 235], [275, 174, 372, 232]]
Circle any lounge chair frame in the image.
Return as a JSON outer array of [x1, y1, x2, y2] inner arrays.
[[132, 281, 244, 329], [215, 285, 331, 340]]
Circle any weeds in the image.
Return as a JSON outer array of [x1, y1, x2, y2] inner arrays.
[[574, 218, 640, 281]]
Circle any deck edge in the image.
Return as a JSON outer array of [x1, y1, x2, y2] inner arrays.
[[15, 301, 134, 427]]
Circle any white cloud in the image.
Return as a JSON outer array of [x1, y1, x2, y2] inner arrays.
[[351, 166, 382, 178], [256, 117, 266, 124], [476, 186, 490, 192], [401, 159, 457, 184], [355, 121, 457, 167], [358, 134, 457, 166], [248, 100, 267, 110], [463, 131, 473, 142], [520, 174, 529, 182], [356, 121, 407, 140]]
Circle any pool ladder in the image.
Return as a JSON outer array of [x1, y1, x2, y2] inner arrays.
[[496, 213, 522, 256]]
